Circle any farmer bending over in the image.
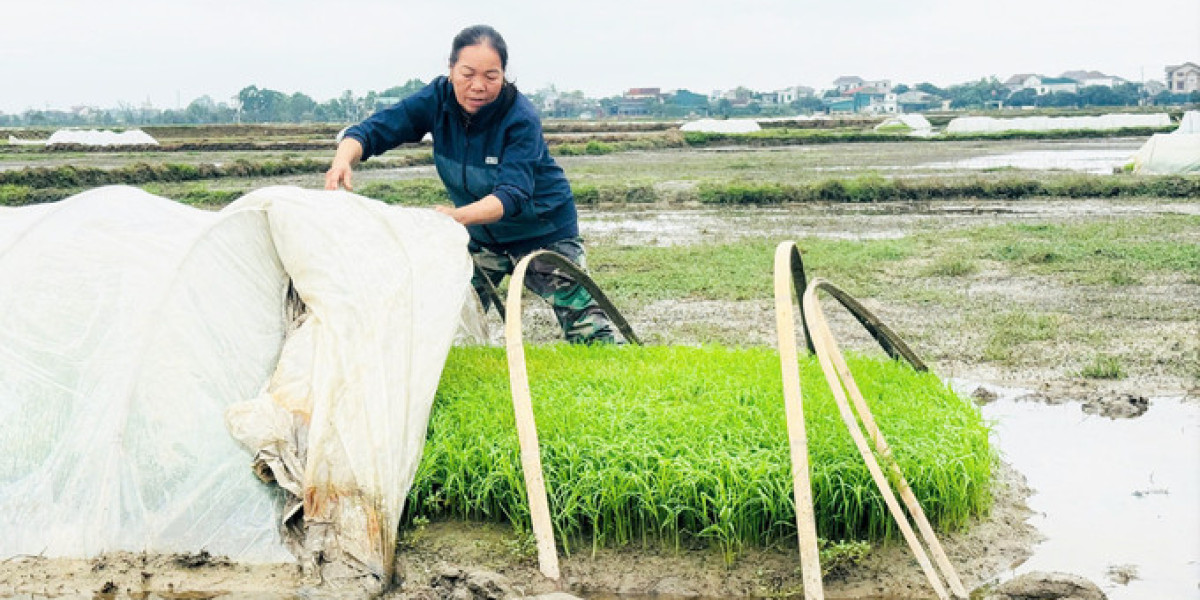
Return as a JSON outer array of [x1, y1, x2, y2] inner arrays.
[[326, 24, 617, 344]]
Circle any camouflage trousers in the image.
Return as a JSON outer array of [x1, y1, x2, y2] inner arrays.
[[471, 237, 618, 344]]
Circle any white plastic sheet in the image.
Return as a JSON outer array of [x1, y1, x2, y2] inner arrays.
[[1129, 133, 1200, 174], [680, 118, 762, 133], [0, 186, 474, 589], [874, 114, 934, 137], [1173, 110, 1199, 135], [45, 129, 159, 146], [945, 113, 1171, 134]]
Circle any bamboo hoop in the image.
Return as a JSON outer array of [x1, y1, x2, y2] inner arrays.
[[772, 241, 825, 600], [801, 277, 967, 599], [502, 249, 641, 580]]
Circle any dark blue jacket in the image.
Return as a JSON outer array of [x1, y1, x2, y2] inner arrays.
[[343, 76, 578, 254]]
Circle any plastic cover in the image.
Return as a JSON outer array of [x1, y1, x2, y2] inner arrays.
[[1129, 133, 1200, 174], [0, 186, 474, 589], [680, 118, 762, 133], [45, 129, 159, 146], [945, 113, 1171, 134]]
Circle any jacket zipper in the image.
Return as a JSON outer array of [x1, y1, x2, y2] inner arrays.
[[462, 117, 499, 246]]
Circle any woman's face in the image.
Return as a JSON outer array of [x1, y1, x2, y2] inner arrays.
[[450, 44, 504, 114]]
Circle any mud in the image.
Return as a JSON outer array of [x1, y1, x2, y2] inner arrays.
[[382, 459, 1037, 600]]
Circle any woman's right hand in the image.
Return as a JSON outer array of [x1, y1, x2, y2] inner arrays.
[[325, 160, 354, 191], [325, 137, 364, 191]]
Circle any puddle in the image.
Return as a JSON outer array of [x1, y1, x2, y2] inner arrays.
[[957, 382, 1200, 599], [921, 148, 1139, 174]]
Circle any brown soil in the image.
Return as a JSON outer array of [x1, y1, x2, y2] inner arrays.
[[379, 461, 1037, 600], [0, 462, 1033, 599]]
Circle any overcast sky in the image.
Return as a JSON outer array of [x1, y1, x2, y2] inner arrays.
[[2, 0, 1198, 114]]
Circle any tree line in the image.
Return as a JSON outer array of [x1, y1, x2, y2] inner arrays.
[[2, 77, 1196, 127]]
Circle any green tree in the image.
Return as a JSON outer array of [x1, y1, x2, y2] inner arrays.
[[1041, 91, 1080, 108], [381, 78, 427, 100], [916, 82, 946, 97], [1006, 88, 1038, 107], [791, 97, 825, 113], [947, 77, 1006, 109], [288, 92, 318, 121]]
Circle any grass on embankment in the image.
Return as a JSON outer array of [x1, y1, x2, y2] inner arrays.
[[583, 215, 1200, 305], [6, 172, 1196, 208], [410, 344, 992, 559]]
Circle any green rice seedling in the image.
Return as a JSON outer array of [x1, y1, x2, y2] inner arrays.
[[409, 344, 993, 560]]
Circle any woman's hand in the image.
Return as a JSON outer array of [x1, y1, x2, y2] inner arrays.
[[434, 196, 504, 225], [325, 138, 364, 191], [325, 160, 354, 191]]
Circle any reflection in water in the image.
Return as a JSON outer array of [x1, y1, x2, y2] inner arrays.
[[969, 386, 1200, 600]]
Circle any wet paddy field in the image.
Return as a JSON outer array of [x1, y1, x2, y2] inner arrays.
[[0, 131, 1196, 599]]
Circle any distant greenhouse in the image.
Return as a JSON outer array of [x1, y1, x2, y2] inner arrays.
[[874, 114, 934, 137], [945, 113, 1171, 134], [1129, 110, 1200, 174], [680, 118, 761, 133], [45, 129, 159, 146]]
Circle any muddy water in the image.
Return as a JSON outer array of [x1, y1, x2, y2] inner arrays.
[[960, 383, 1200, 599]]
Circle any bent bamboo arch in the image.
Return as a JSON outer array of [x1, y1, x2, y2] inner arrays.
[[775, 241, 965, 599], [500, 244, 966, 599], [502, 249, 640, 580]]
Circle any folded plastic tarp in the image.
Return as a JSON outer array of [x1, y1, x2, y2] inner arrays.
[[0, 185, 474, 593]]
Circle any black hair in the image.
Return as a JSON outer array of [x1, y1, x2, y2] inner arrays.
[[449, 25, 508, 70]]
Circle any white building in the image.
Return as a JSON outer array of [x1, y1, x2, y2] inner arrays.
[[1165, 63, 1200, 93]]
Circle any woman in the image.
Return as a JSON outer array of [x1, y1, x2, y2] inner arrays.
[[325, 24, 616, 344]]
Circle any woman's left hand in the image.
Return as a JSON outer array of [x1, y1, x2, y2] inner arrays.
[[434, 196, 504, 226]]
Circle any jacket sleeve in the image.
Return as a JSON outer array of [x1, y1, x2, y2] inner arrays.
[[491, 118, 543, 218], [342, 80, 440, 161]]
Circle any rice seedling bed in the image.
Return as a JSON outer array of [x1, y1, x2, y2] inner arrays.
[[410, 344, 993, 559]]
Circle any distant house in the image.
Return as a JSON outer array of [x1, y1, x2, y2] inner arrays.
[[616, 98, 652, 116], [823, 97, 856, 113], [624, 88, 662, 100], [1165, 62, 1200, 93], [840, 85, 896, 114], [863, 79, 893, 93], [1143, 80, 1168, 96], [1004, 74, 1042, 92], [1036, 77, 1079, 95], [618, 88, 662, 116], [896, 90, 939, 113], [833, 76, 865, 93], [1061, 70, 1125, 88]]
